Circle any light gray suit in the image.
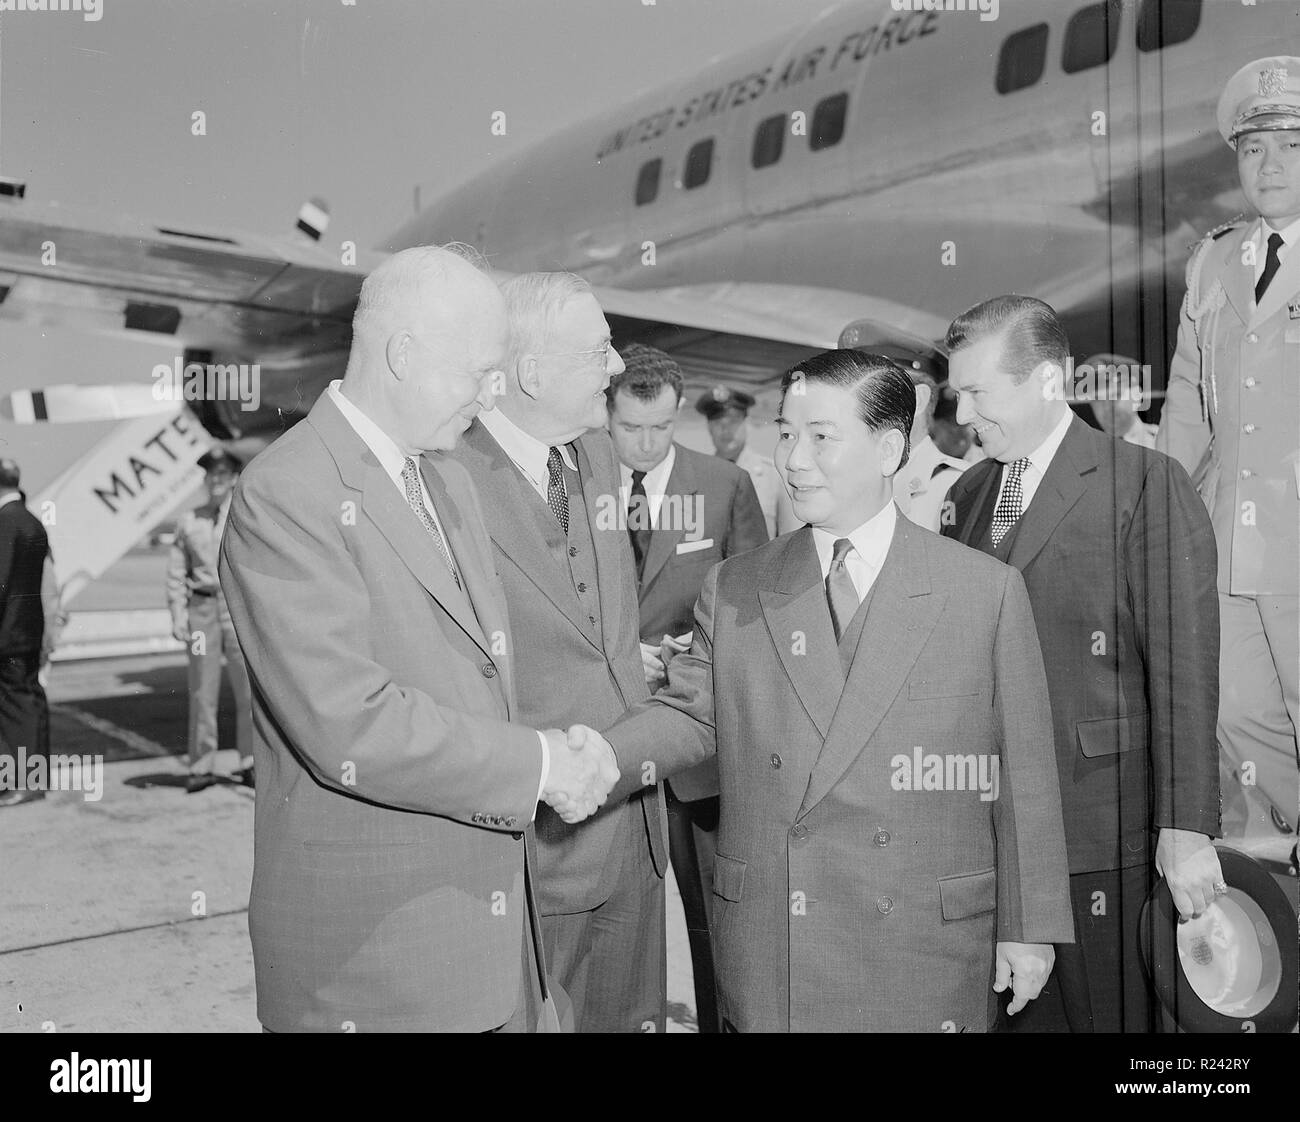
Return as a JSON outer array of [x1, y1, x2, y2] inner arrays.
[[608, 512, 1074, 1031], [219, 394, 550, 1032]]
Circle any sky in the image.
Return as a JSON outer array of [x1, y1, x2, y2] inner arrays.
[[0, 0, 836, 490]]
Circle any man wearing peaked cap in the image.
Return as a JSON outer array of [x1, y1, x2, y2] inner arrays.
[[697, 385, 799, 537], [1158, 56, 1300, 846]]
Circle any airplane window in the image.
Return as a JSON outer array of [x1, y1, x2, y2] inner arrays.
[[1136, 0, 1201, 52], [1062, 0, 1122, 74], [995, 24, 1049, 95], [684, 138, 714, 189], [810, 93, 848, 151], [752, 114, 785, 169], [635, 158, 661, 206]]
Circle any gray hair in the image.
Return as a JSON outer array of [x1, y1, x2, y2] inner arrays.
[[501, 271, 593, 371], [352, 243, 493, 341]]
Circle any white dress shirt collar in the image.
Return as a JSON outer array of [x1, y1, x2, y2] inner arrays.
[[618, 444, 676, 523], [478, 406, 578, 500], [999, 407, 1074, 514], [328, 381, 412, 491], [811, 500, 898, 601]]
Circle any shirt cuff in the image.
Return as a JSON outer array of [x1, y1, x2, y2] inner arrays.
[[534, 729, 551, 819]]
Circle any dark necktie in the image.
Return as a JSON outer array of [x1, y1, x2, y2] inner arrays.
[[546, 446, 569, 535], [825, 538, 859, 643], [401, 456, 460, 588], [628, 470, 651, 581], [1255, 232, 1284, 304], [991, 457, 1030, 547]]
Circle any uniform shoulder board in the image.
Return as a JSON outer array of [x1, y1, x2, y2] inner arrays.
[[1190, 215, 1246, 252]]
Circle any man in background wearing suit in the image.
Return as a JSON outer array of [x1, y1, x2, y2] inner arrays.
[[219, 246, 616, 1032], [606, 342, 768, 1033], [1157, 57, 1300, 842], [0, 460, 54, 809], [449, 273, 669, 1032], [943, 295, 1223, 1032], [892, 364, 967, 531], [587, 350, 1073, 1032]]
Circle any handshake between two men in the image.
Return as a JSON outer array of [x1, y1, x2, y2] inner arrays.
[[540, 725, 619, 824]]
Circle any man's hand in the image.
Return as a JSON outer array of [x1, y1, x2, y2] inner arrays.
[[659, 631, 691, 668], [639, 641, 666, 691], [171, 619, 190, 645], [1156, 828, 1224, 918], [994, 941, 1055, 1015], [541, 725, 620, 824]]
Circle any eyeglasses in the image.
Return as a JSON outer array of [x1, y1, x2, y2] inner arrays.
[[537, 341, 616, 365]]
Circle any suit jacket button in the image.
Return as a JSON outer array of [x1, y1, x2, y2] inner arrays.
[[873, 829, 890, 847], [481, 662, 497, 678], [790, 823, 808, 840], [770, 753, 783, 769], [876, 895, 894, 914], [1246, 332, 1259, 343], [569, 546, 578, 557], [577, 582, 588, 593]]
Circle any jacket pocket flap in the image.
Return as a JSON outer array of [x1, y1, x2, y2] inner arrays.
[[712, 852, 747, 902], [909, 677, 980, 699], [1076, 712, 1148, 758], [938, 866, 997, 921]]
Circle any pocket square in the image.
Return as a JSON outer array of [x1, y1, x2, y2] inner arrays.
[[676, 538, 714, 555]]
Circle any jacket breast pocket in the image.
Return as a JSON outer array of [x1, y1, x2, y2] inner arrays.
[[909, 677, 981, 700], [938, 866, 996, 921], [712, 852, 747, 902], [1076, 712, 1148, 758]]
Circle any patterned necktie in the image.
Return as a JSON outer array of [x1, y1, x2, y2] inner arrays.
[[1255, 232, 1284, 304], [628, 470, 651, 581], [401, 456, 460, 588], [991, 457, 1031, 547], [546, 446, 570, 535], [825, 538, 860, 643]]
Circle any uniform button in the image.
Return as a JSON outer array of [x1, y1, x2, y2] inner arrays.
[[588, 615, 597, 625], [568, 546, 578, 557], [770, 753, 783, 769], [1243, 424, 1257, 433], [1245, 377, 1258, 388], [577, 582, 587, 593], [1241, 469, 1254, 479], [790, 823, 808, 840], [873, 829, 891, 847], [481, 663, 497, 678], [876, 895, 895, 915], [1246, 333, 1259, 344]]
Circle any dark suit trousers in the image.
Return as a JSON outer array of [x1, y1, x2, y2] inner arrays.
[[541, 810, 666, 1032], [666, 784, 721, 1033], [1002, 863, 1159, 1033], [0, 652, 48, 764]]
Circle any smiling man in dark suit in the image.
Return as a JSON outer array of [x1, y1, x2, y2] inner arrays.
[[583, 349, 1073, 1032], [607, 342, 768, 1032], [942, 294, 1222, 1033]]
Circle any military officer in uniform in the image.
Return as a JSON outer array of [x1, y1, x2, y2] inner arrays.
[[167, 448, 254, 793], [696, 385, 800, 537], [893, 364, 967, 531], [1157, 56, 1300, 839]]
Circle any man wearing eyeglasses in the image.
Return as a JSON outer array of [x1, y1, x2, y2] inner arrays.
[[451, 272, 669, 1033]]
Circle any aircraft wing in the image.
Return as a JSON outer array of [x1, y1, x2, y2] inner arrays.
[[0, 199, 373, 358]]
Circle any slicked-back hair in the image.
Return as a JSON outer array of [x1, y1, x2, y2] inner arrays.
[[780, 350, 915, 470], [944, 294, 1070, 386], [501, 271, 594, 372], [606, 342, 683, 407]]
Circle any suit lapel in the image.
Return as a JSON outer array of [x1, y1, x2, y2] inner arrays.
[[1252, 229, 1300, 327], [640, 445, 697, 592], [757, 529, 842, 740], [799, 517, 945, 817], [1006, 416, 1094, 573], [423, 454, 513, 702], [463, 420, 600, 652], [1222, 229, 1256, 327], [954, 460, 1000, 548]]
